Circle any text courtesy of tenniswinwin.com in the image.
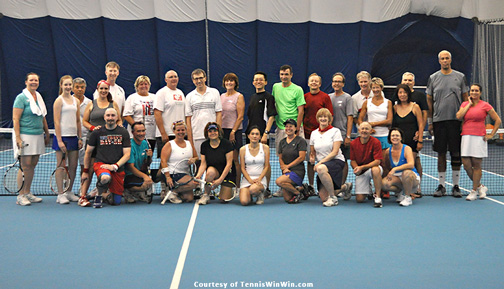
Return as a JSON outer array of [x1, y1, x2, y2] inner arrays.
[[193, 281, 315, 288]]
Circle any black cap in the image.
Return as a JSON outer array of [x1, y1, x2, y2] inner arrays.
[[283, 118, 297, 127]]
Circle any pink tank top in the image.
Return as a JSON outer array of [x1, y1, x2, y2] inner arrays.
[[220, 92, 243, 130]]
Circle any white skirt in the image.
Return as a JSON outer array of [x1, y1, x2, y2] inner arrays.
[[461, 135, 487, 158], [13, 133, 45, 157], [240, 175, 267, 189]]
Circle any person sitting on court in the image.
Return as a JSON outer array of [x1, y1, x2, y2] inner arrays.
[[309, 108, 351, 207], [159, 120, 199, 204], [123, 122, 154, 203], [239, 126, 270, 206], [381, 128, 420, 207], [275, 118, 307, 204], [350, 122, 384, 207], [81, 108, 131, 208], [195, 122, 236, 205]]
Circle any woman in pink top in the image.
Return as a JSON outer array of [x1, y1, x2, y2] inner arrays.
[[456, 84, 501, 201], [220, 73, 245, 186]]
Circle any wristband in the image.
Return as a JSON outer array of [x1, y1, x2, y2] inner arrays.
[[90, 125, 96, 131], [161, 167, 170, 174], [418, 141, 423, 143], [83, 168, 89, 173], [112, 163, 119, 171]]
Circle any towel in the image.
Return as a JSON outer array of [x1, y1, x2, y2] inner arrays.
[[22, 88, 47, 117]]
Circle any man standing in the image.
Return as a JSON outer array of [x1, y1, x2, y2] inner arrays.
[[329, 72, 355, 199], [350, 122, 383, 207], [185, 68, 222, 157], [303, 73, 333, 196], [72, 77, 92, 175], [93, 61, 125, 115], [82, 108, 131, 208], [351, 71, 372, 126], [123, 122, 153, 203], [426, 50, 469, 197]]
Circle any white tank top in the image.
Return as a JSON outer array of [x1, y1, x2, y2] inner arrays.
[[244, 143, 265, 177], [367, 97, 390, 137], [59, 96, 78, 137], [167, 140, 193, 174]]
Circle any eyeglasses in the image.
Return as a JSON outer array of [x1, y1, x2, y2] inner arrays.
[[193, 77, 205, 81], [332, 80, 344, 83]]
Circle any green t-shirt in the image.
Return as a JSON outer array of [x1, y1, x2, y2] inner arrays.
[[13, 93, 44, 135], [272, 82, 306, 129]]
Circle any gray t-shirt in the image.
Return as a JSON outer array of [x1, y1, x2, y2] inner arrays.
[[329, 92, 355, 137], [277, 135, 307, 179], [426, 70, 469, 122]]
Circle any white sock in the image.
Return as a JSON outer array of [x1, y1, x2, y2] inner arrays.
[[439, 172, 446, 187], [452, 170, 460, 186]]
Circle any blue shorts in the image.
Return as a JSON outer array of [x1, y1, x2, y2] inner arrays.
[[375, 136, 390, 150], [52, 136, 79, 151], [285, 171, 303, 187]]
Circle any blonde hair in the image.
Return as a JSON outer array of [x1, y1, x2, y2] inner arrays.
[[134, 75, 151, 92], [316, 108, 333, 124], [58, 75, 73, 95], [371, 77, 384, 89]]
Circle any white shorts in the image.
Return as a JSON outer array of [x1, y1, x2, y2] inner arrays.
[[240, 176, 267, 189], [355, 165, 383, 194], [13, 133, 45, 157], [461, 135, 487, 158], [394, 171, 421, 191]]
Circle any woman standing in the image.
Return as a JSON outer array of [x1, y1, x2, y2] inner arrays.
[[195, 122, 236, 205], [12, 72, 50, 206], [220, 73, 245, 186], [53, 75, 82, 204], [456, 84, 501, 201], [123, 75, 156, 149], [239, 126, 270, 206]]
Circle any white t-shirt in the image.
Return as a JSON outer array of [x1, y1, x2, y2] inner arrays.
[[153, 86, 185, 137], [77, 96, 92, 138], [185, 87, 222, 141], [309, 127, 345, 162], [123, 93, 157, 140], [93, 83, 125, 115]]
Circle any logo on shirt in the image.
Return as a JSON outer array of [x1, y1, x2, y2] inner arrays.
[[100, 135, 123, 145], [173, 94, 183, 101]]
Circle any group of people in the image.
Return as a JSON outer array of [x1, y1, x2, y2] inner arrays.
[[12, 50, 501, 208]]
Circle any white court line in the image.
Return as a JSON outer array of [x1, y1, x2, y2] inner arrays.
[[420, 153, 504, 178], [485, 197, 504, 206], [170, 202, 200, 289]]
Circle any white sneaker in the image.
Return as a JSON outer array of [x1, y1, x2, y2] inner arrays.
[[25, 193, 42, 203], [399, 195, 413, 207], [197, 194, 210, 205], [466, 190, 478, 201], [374, 196, 383, 208], [396, 193, 405, 203], [64, 191, 80, 202], [56, 193, 70, 204], [256, 192, 265, 205], [478, 185, 488, 199], [323, 196, 338, 207], [272, 189, 283, 197], [16, 194, 31, 206], [167, 191, 183, 204]]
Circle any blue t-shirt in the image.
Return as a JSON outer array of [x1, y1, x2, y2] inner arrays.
[[13, 92, 44, 135], [126, 139, 150, 176]]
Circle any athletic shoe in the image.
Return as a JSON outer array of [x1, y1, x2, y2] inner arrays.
[[256, 192, 265, 205], [466, 190, 478, 201], [78, 196, 91, 207], [374, 196, 383, 208], [381, 190, 390, 199], [433, 185, 446, 197], [93, 195, 103, 208], [322, 196, 338, 207], [478, 185, 488, 199], [193, 187, 202, 199], [160, 190, 167, 200], [197, 194, 210, 205], [452, 185, 462, 198], [56, 193, 70, 204], [272, 189, 283, 197], [342, 182, 353, 201], [16, 194, 31, 206], [263, 188, 272, 199], [337, 192, 343, 198], [64, 191, 80, 202], [25, 193, 42, 203], [122, 189, 136, 203], [396, 193, 405, 203], [287, 193, 301, 204], [303, 184, 316, 200], [367, 192, 374, 200], [399, 195, 413, 207], [136, 191, 149, 203], [167, 191, 183, 204]]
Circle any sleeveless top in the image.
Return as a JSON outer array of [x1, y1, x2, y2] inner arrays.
[[220, 92, 243, 130], [367, 98, 390, 137], [167, 140, 193, 174], [58, 96, 78, 136], [89, 99, 114, 127], [244, 143, 265, 177], [389, 144, 419, 176], [392, 107, 418, 147]]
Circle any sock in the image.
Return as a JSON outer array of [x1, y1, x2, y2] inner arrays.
[[452, 170, 460, 186], [439, 172, 446, 187]]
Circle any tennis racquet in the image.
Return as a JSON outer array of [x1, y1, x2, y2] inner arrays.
[[143, 140, 153, 204], [214, 179, 237, 202], [161, 158, 207, 205], [50, 151, 71, 194], [3, 143, 28, 194]]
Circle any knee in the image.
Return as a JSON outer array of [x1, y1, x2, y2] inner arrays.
[[356, 194, 366, 203], [451, 156, 462, 167]]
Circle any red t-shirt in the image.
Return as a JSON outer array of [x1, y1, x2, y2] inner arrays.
[[461, 100, 492, 136], [303, 91, 333, 139], [350, 136, 383, 166]]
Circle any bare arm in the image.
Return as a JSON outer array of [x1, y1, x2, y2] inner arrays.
[[154, 109, 169, 143], [296, 105, 304, 136], [13, 108, 23, 148], [358, 101, 368, 125], [486, 109, 502, 140]]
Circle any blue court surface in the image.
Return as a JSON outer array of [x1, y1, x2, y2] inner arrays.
[[1, 194, 503, 289]]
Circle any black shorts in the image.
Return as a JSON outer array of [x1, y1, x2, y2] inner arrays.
[[156, 136, 176, 158], [316, 159, 345, 191], [433, 120, 462, 155], [341, 144, 350, 161], [124, 174, 144, 189], [223, 128, 243, 151]]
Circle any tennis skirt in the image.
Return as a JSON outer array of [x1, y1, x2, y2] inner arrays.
[[13, 133, 45, 157], [461, 135, 487, 158]]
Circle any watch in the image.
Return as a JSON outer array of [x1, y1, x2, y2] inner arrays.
[[264, 130, 269, 134]]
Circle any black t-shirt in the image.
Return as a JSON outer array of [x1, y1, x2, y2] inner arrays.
[[246, 91, 277, 134], [391, 90, 428, 111], [277, 136, 307, 178], [87, 126, 131, 171], [201, 138, 234, 174]]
